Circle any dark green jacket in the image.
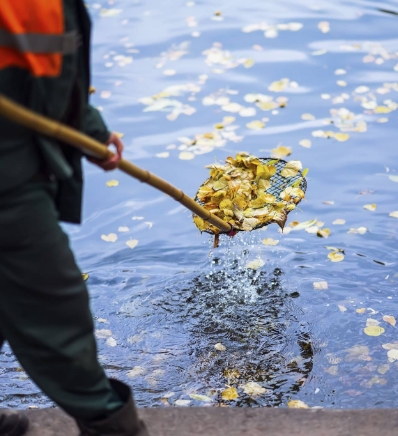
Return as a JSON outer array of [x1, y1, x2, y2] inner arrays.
[[0, 0, 110, 223]]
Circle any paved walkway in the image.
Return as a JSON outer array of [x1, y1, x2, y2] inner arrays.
[[24, 407, 398, 436]]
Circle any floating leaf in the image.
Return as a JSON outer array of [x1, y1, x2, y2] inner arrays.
[[348, 227, 367, 234], [287, 400, 309, 409], [333, 219, 346, 225], [179, 151, 195, 160], [95, 329, 112, 339], [246, 120, 265, 129], [389, 211, 398, 218], [375, 106, 392, 113], [317, 228, 331, 238], [106, 337, 117, 347], [101, 233, 118, 242], [214, 343, 226, 351], [291, 219, 317, 230], [299, 139, 311, 148], [364, 326, 385, 337], [246, 259, 265, 270], [127, 366, 146, 378], [318, 21, 330, 33], [262, 238, 279, 246], [126, 239, 139, 249], [156, 152, 170, 158], [383, 315, 396, 327], [363, 203, 376, 211], [334, 133, 350, 142], [328, 252, 344, 262], [175, 400, 191, 406], [243, 382, 266, 396], [189, 394, 212, 402], [389, 175, 398, 183], [82, 273, 89, 281], [326, 365, 339, 376], [221, 387, 238, 401], [387, 349, 398, 362], [366, 318, 380, 327], [338, 305, 347, 313], [301, 113, 315, 120], [271, 145, 291, 158], [313, 281, 328, 290], [356, 308, 366, 314], [106, 180, 119, 187], [118, 226, 129, 232]]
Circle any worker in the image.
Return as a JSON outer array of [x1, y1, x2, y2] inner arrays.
[[0, 1, 149, 435]]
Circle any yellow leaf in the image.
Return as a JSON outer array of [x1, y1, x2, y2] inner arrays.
[[363, 203, 376, 211], [313, 281, 328, 290], [364, 326, 385, 336], [328, 252, 344, 262], [317, 228, 331, 238], [301, 113, 315, 120], [299, 139, 312, 148], [389, 211, 398, 218], [101, 233, 118, 242], [333, 219, 345, 225], [82, 273, 89, 281], [214, 343, 226, 351], [262, 238, 279, 246], [290, 219, 317, 230], [89, 86, 96, 94], [281, 167, 298, 178], [179, 151, 195, 160], [126, 239, 139, 249], [244, 58, 254, 68], [287, 400, 309, 409], [106, 180, 119, 187], [271, 145, 291, 158], [301, 168, 309, 177], [338, 305, 347, 313], [246, 259, 265, 270], [334, 132, 350, 142], [243, 382, 266, 396], [268, 80, 288, 92], [383, 315, 396, 327], [375, 106, 393, 113], [221, 387, 238, 401], [356, 308, 366, 314], [246, 120, 265, 130]]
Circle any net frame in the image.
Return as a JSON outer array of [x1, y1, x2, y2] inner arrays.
[[194, 157, 307, 235]]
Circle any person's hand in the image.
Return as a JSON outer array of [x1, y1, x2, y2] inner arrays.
[[88, 132, 124, 171]]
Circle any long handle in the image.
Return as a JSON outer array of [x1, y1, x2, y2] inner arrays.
[[0, 94, 231, 233]]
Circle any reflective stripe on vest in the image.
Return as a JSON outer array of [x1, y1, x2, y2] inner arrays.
[[0, 0, 77, 77]]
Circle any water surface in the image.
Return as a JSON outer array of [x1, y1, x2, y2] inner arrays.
[[1, 0, 398, 410]]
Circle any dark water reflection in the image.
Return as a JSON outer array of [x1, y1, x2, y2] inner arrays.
[[2, 0, 398, 410]]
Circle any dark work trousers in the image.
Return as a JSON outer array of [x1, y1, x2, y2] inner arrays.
[[0, 180, 124, 420]]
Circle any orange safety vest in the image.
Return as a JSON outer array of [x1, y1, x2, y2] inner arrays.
[[0, 0, 77, 77]]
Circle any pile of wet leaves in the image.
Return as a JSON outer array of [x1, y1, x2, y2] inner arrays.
[[193, 152, 307, 235]]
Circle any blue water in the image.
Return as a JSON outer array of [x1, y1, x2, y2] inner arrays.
[[1, 0, 398, 410]]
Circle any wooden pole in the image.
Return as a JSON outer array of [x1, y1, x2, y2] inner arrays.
[[0, 94, 232, 233]]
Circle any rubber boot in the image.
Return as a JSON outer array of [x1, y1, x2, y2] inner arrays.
[[0, 410, 29, 436], [76, 379, 150, 436]]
